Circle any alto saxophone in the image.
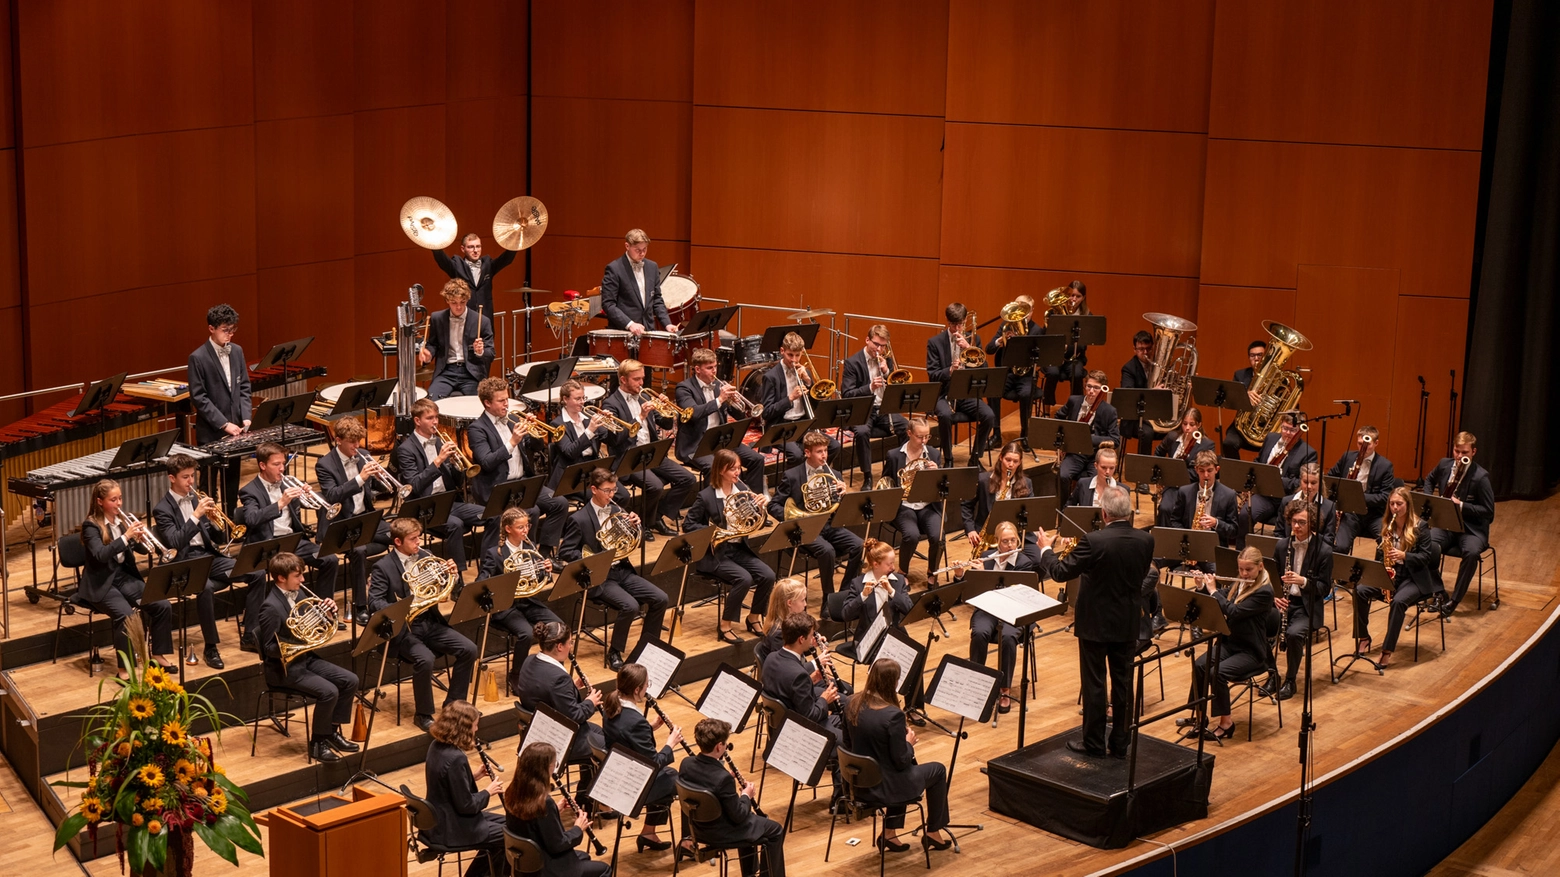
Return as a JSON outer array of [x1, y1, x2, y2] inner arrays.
[[1193, 483, 1212, 529]]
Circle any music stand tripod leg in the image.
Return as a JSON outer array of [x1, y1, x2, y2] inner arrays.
[[668, 564, 691, 646], [357, 642, 392, 772]]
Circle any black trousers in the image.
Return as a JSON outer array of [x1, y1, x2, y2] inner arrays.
[[700, 815, 785, 877], [492, 599, 564, 694], [893, 505, 942, 574], [1041, 359, 1086, 407], [1193, 648, 1268, 717], [89, 580, 174, 659], [1356, 578, 1433, 653], [1077, 638, 1134, 755], [1334, 512, 1383, 553], [969, 609, 1020, 688], [851, 411, 909, 481], [934, 397, 997, 457], [1221, 428, 1261, 459], [1280, 603, 1316, 684], [871, 761, 950, 832], [427, 370, 480, 400], [990, 369, 1036, 444], [1434, 529, 1488, 607], [623, 458, 698, 526], [705, 543, 775, 623], [182, 547, 235, 648], [799, 526, 863, 597], [1057, 452, 1096, 498], [433, 501, 487, 571], [266, 652, 358, 739], [395, 620, 477, 718], [341, 519, 392, 609], [591, 567, 668, 653]]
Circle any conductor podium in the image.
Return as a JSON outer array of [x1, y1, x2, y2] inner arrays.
[[264, 787, 408, 876]]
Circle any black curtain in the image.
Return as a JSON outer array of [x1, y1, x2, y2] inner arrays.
[[1463, 0, 1560, 500]]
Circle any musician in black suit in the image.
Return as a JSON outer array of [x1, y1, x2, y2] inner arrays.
[[1039, 280, 1090, 409], [883, 418, 944, 574], [423, 700, 505, 876], [1272, 500, 1333, 701], [433, 232, 517, 319], [767, 431, 862, 599], [187, 303, 252, 445], [1067, 446, 1121, 511], [840, 538, 912, 648], [418, 279, 495, 401], [1420, 431, 1495, 613], [760, 332, 840, 462], [760, 613, 843, 738], [1247, 411, 1318, 527], [843, 659, 955, 854], [679, 719, 786, 877], [478, 508, 565, 695], [313, 416, 395, 626], [684, 450, 773, 643], [548, 380, 610, 494], [986, 296, 1043, 450], [840, 325, 910, 481], [1154, 407, 1215, 473], [1187, 548, 1276, 740], [1035, 485, 1154, 757], [600, 663, 682, 851], [961, 440, 1033, 547], [252, 553, 359, 763], [395, 398, 487, 574], [235, 442, 340, 645], [1053, 369, 1121, 496], [602, 360, 697, 535], [1220, 338, 1269, 458], [1354, 487, 1443, 668], [152, 454, 231, 669], [504, 742, 611, 877], [600, 229, 678, 335], [1119, 330, 1160, 455], [467, 378, 569, 552], [560, 468, 667, 669], [513, 621, 605, 766], [674, 348, 766, 492], [926, 302, 999, 458], [1326, 426, 1395, 552], [1274, 463, 1338, 545], [368, 518, 476, 731], [81, 480, 175, 668], [1160, 451, 1240, 548], [966, 523, 1032, 713]]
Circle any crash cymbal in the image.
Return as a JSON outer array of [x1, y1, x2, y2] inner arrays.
[[493, 196, 549, 250], [400, 196, 458, 249], [503, 287, 552, 295], [789, 307, 836, 321]]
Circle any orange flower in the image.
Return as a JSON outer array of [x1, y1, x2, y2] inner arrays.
[[130, 813, 144, 827], [80, 797, 104, 823], [146, 819, 162, 835]]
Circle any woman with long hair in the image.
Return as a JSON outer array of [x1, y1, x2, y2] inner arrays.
[[961, 441, 1034, 554], [1354, 486, 1443, 668], [600, 663, 682, 852], [503, 742, 610, 877], [424, 700, 505, 876], [683, 448, 774, 642], [840, 539, 912, 646], [843, 659, 954, 854], [755, 576, 808, 669], [81, 479, 175, 672], [1186, 547, 1276, 741]]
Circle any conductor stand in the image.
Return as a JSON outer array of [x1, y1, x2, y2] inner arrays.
[[1189, 376, 1255, 455], [651, 526, 712, 645], [141, 555, 216, 685], [317, 509, 387, 640], [904, 465, 978, 585], [615, 438, 674, 571], [350, 600, 412, 771], [961, 570, 1062, 748], [71, 372, 130, 455]]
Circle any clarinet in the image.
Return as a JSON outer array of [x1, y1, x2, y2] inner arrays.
[[644, 695, 695, 755], [474, 736, 504, 775], [552, 771, 609, 855], [803, 644, 846, 715], [568, 655, 593, 690], [720, 745, 767, 817]]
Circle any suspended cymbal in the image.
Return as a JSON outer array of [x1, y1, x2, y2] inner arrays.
[[503, 286, 552, 295], [790, 307, 835, 321], [493, 196, 549, 250], [400, 196, 458, 249]]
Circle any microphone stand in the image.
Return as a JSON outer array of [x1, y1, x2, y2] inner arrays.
[[1413, 376, 1429, 478], [1446, 369, 1459, 457]]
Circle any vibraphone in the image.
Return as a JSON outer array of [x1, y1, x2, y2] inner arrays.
[[9, 442, 214, 537]]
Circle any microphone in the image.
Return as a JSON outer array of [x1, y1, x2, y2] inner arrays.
[[1332, 399, 1359, 405]]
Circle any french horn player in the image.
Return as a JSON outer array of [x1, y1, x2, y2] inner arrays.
[[255, 552, 360, 762], [477, 508, 567, 695], [770, 430, 864, 599], [683, 449, 774, 644]]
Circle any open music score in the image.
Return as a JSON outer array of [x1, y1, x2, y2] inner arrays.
[[589, 747, 657, 820], [520, 704, 578, 775], [926, 655, 1003, 723], [696, 663, 761, 730], [628, 639, 685, 700], [872, 628, 926, 697], [764, 714, 834, 787], [966, 585, 1062, 627]]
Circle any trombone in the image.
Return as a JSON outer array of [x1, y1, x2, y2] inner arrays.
[[281, 454, 343, 519], [582, 405, 641, 437], [435, 427, 483, 476]]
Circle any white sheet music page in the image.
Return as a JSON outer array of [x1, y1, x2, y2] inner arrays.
[[520, 711, 577, 775], [699, 670, 758, 729], [589, 749, 656, 817], [874, 634, 922, 694], [927, 660, 999, 721], [966, 584, 1061, 626], [858, 608, 890, 660], [768, 719, 829, 784], [635, 641, 682, 698]]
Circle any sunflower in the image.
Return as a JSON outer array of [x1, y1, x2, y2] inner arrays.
[[142, 796, 163, 812], [144, 665, 169, 688], [209, 790, 228, 816], [80, 797, 104, 823], [193, 783, 210, 799], [172, 759, 197, 783], [137, 764, 165, 789], [127, 697, 155, 721], [160, 721, 187, 746], [146, 819, 162, 835]]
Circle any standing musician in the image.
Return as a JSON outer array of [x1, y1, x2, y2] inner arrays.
[[1247, 411, 1317, 528], [1053, 369, 1121, 496], [433, 232, 516, 319], [1275, 463, 1338, 545], [368, 518, 476, 732], [754, 577, 809, 671], [986, 295, 1042, 451], [560, 468, 668, 670], [467, 377, 569, 553], [418, 278, 495, 401], [767, 431, 863, 599], [1220, 338, 1270, 458], [514, 621, 606, 767], [967, 522, 1032, 714], [477, 508, 565, 695], [396, 398, 488, 576], [843, 658, 956, 855], [1160, 450, 1240, 548], [1326, 426, 1395, 553], [601, 228, 679, 335], [1154, 407, 1215, 473], [1273, 499, 1333, 701], [683, 449, 773, 644], [423, 700, 506, 877], [187, 303, 251, 503], [926, 302, 999, 458], [840, 538, 912, 648], [503, 741, 612, 877], [1420, 431, 1494, 614], [600, 663, 682, 853], [82, 480, 176, 671], [252, 552, 359, 763], [1185, 547, 1276, 741], [674, 348, 767, 493], [236, 442, 340, 647], [1039, 281, 1091, 411], [679, 719, 787, 877], [313, 416, 395, 627], [547, 380, 613, 494], [1036, 485, 1154, 758], [1352, 487, 1443, 669], [883, 418, 945, 575], [761, 332, 841, 462], [840, 324, 911, 481], [152, 454, 232, 669], [602, 360, 697, 537], [1068, 446, 1120, 510], [961, 439, 1034, 551], [1119, 330, 1161, 456]]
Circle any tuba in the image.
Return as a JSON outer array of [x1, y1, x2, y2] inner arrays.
[[1142, 313, 1199, 433], [998, 300, 1036, 375], [713, 489, 768, 545], [404, 555, 458, 622], [784, 471, 846, 519], [1233, 321, 1312, 445], [583, 505, 642, 560], [504, 543, 555, 598], [278, 596, 339, 669]]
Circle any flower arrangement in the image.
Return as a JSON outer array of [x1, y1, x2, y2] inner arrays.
[[52, 638, 262, 876]]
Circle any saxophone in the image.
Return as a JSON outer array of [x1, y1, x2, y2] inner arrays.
[[404, 555, 458, 622], [1193, 483, 1212, 529], [277, 596, 339, 670]]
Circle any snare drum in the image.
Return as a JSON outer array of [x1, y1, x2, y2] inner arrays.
[[662, 272, 700, 325], [635, 331, 683, 369], [587, 329, 635, 361]]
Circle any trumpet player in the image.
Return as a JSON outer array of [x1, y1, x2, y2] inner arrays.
[[840, 324, 910, 481], [254, 552, 359, 763], [1326, 426, 1395, 553], [761, 332, 841, 462], [674, 348, 767, 493], [1273, 499, 1333, 701], [603, 360, 697, 537], [766, 431, 863, 599], [477, 508, 565, 694], [547, 380, 619, 499], [467, 378, 569, 554], [82, 479, 175, 672], [314, 416, 396, 627], [884, 418, 945, 574], [417, 278, 495, 401], [986, 295, 1043, 450], [684, 449, 774, 644], [236, 442, 340, 652], [1420, 432, 1494, 614], [152, 454, 233, 669], [926, 302, 999, 459], [1153, 408, 1215, 474], [1054, 370, 1122, 495], [1160, 451, 1239, 548], [1248, 411, 1317, 528], [561, 468, 668, 670], [396, 398, 488, 577], [967, 522, 1033, 714]]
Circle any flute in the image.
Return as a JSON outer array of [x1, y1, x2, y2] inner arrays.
[[644, 695, 694, 755], [551, 771, 609, 856]]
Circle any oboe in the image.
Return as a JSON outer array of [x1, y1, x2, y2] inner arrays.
[[720, 744, 766, 817], [474, 736, 504, 775], [644, 695, 694, 755], [552, 771, 608, 855]]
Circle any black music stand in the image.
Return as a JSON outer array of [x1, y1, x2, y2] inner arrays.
[[1329, 556, 1395, 681], [881, 382, 940, 419], [987, 496, 1058, 545], [1320, 476, 1368, 524], [998, 334, 1064, 375], [1046, 314, 1107, 348], [328, 378, 398, 420], [1112, 388, 1175, 429], [517, 357, 579, 409], [924, 654, 1002, 814], [395, 492, 457, 562], [652, 527, 713, 646], [961, 570, 1062, 746], [556, 457, 616, 498], [758, 323, 821, 355], [74, 371, 131, 454], [1028, 417, 1094, 464], [230, 533, 305, 580], [449, 570, 522, 685], [554, 552, 614, 660], [250, 389, 316, 448], [759, 515, 828, 579], [255, 336, 315, 391], [947, 367, 1006, 408], [1220, 459, 1285, 532], [1152, 526, 1219, 569], [1408, 491, 1464, 533], [349, 598, 412, 769], [617, 439, 674, 567], [1124, 452, 1192, 519], [1190, 376, 1255, 451], [905, 466, 979, 582], [811, 396, 871, 469], [481, 475, 546, 518], [1155, 584, 1231, 738], [142, 555, 216, 682], [109, 429, 181, 520], [832, 486, 902, 542], [693, 417, 754, 459], [757, 421, 811, 468], [681, 306, 737, 338], [318, 509, 387, 635], [1245, 532, 1280, 559]]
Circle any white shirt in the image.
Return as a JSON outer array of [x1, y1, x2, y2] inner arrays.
[[106, 519, 127, 563], [1085, 475, 1116, 507], [420, 434, 448, 495], [1262, 439, 1284, 464], [209, 339, 233, 388], [173, 490, 203, 548], [866, 354, 885, 405], [536, 652, 568, 676], [1355, 453, 1374, 485], [783, 365, 807, 420], [1288, 537, 1311, 596], [564, 410, 595, 457], [487, 411, 525, 479], [592, 499, 614, 530], [464, 257, 483, 284], [337, 448, 367, 515], [631, 260, 647, 310], [988, 551, 1011, 571], [861, 570, 890, 616], [619, 390, 650, 447], [447, 313, 466, 364], [698, 378, 721, 430], [261, 477, 294, 536]]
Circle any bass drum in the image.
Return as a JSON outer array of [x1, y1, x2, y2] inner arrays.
[[662, 272, 700, 326], [738, 363, 776, 422]]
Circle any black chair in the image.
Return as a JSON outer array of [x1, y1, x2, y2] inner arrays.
[[401, 783, 499, 877], [502, 829, 545, 876], [1224, 633, 1285, 743], [250, 687, 319, 762], [51, 534, 107, 675], [827, 747, 931, 876], [1442, 541, 1500, 610], [673, 779, 757, 877]]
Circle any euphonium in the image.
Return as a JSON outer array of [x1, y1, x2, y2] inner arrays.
[[503, 542, 554, 598], [582, 505, 642, 560], [404, 555, 458, 622], [712, 488, 767, 546], [1142, 313, 1199, 433], [1233, 321, 1313, 445], [784, 470, 846, 519], [278, 596, 339, 669]]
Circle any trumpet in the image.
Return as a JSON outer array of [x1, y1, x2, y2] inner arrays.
[[435, 427, 482, 477], [638, 388, 693, 421], [354, 451, 413, 507], [280, 457, 342, 519], [117, 511, 176, 563], [582, 405, 641, 437], [502, 409, 566, 442], [193, 489, 245, 545], [715, 379, 762, 418]]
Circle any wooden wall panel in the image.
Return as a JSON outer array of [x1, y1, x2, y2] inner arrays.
[[1194, 286, 1299, 394], [1294, 266, 1400, 454], [445, 0, 529, 101], [946, 0, 1215, 132], [0, 307, 25, 424], [442, 96, 528, 247], [693, 0, 948, 116], [1209, 0, 1492, 150], [257, 261, 358, 384], [352, 249, 447, 379], [532, 1, 693, 101], [0, 151, 17, 310], [353, 106, 448, 256], [256, 116, 355, 269], [254, 0, 355, 121], [1199, 139, 1482, 298], [1388, 296, 1471, 479], [0, 0, 13, 149], [16, 0, 253, 147], [530, 235, 693, 312], [692, 107, 943, 258], [353, 1, 447, 111], [22, 128, 257, 305], [942, 123, 1207, 276]]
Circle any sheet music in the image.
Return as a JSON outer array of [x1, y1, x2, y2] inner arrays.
[[635, 641, 683, 699], [767, 719, 830, 785], [520, 711, 577, 775], [698, 670, 758, 729], [858, 608, 889, 661], [927, 660, 1000, 721], [588, 750, 656, 818], [966, 585, 1061, 627], [874, 633, 923, 695]]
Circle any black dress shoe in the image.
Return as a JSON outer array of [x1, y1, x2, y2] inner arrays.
[[607, 650, 625, 672], [1278, 682, 1296, 701], [203, 647, 225, 670], [997, 695, 1013, 714], [1066, 740, 1105, 758], [652, 520, 679, 537], [906, 711, 926, 727], [327, 730, 360, 753], [744, 619, 765, 637], [353, 606, 371, 627], [636, 836, 672, 852], [716, 628, 746, 645], [238, 635, 258, 654], [1109, 749, 1129, 760], [644, 530, 657, 542], [876, 835, 911, 853], [310, 741, 342, 763], [414, 714, 435, 732]]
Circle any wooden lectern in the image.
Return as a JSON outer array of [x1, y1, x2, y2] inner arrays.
[[265, 786, 408, 876]]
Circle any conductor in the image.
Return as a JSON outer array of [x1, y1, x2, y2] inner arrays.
[[1035, 484, 1154, 759]]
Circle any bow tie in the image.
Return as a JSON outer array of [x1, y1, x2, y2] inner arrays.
[[214, 344, 231, 358]]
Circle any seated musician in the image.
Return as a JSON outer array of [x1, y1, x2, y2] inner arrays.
[[760, 612, 845, 803], [684, 449, 773, 644], [1053, 369, 1121, 495], [967, 522, 1031, 714], [467, 377, 569, 554], [417, 278, 495, 401], [368, 518, 476, 731], [313, 416, 394, 627], [675, 347, 767, 492], [503, 741, 612, 877], [252, 552, 359, 763], [844, 659, 955, 855], [1420, 431, 1494, 614], [1326, 426, 1394, 553], [600, 663, 682, 852], [883, 418, 944, 574], [1185, 547, 1275, 741], [761, 332, 841, 462], [423, 700, 506, 875], [395, 398, 488, 577], [840, 324, 911, 480], [961, 439, 1034, 554], [755, 577, 808, 671], [985, 296, 1042, 451], [236, 442, 341, 649], [1119, 330, 1161, 456], [1273, 499, 1333, 701], [478, 508, 565, 694], [926, 302, 999, 458], [513, 620, 605, 769], [81, 479, 175, 672], [152, 453, 231, 668], [602, 360, 697, 537], [548, 380, 619, 499], [186, 303, 251, 502], [841, 538, 912, 649], [601, 228, 679, 336], [1154, 407, 1214, 473], [679, 719, 786, 877], [1352, 487, 1443, 669], [767, 430, 863, 599], [1039, 281, 1091, 411], [1275, 462, 1337, 545], [1247, 411, 1317, 527], [1219, 338, 1269, 458], [433, 231, 516, 318], [561, 468, 668, 670], [1160, 450, 1240, 549], [1068, 446, 1120, 509]]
